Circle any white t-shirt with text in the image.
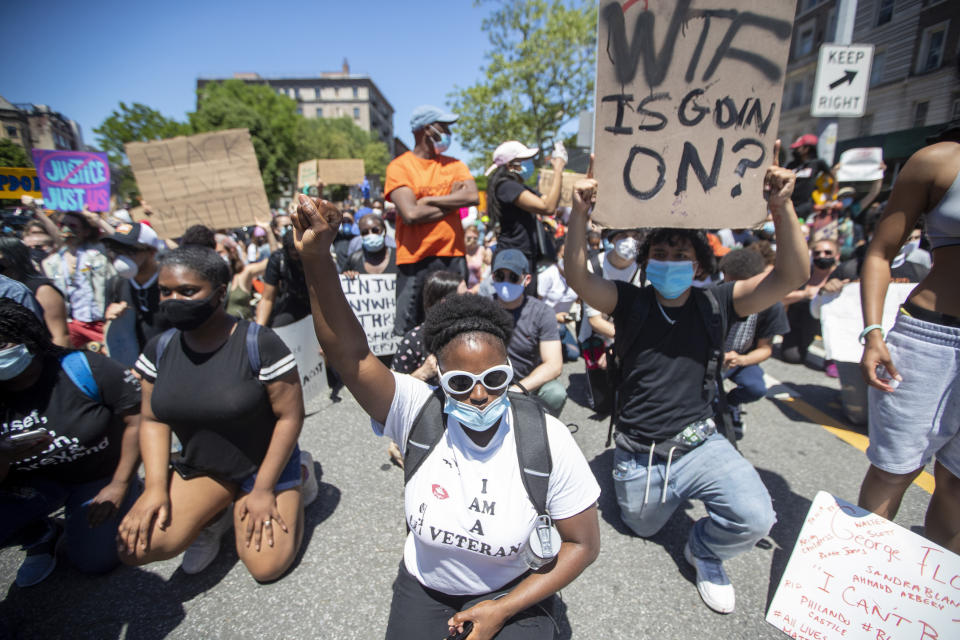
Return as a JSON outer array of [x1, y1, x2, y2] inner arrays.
[[376, 372, 600, 596]]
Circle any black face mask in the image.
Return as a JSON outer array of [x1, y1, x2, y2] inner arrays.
[[29, 248, 48, 265], [159, 289, 222, 331], [813, 256, 835, 270]]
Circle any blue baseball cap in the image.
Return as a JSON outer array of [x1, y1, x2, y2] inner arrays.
[[410, 105, 459, 131], [492, 249, 529, 276]]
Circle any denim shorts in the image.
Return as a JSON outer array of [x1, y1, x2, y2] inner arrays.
[[867, 312, 960, 477], [239, 445, 302, 494]]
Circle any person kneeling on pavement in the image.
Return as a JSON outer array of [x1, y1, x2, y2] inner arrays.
[[486, 249, 566, 417], [0, 298, 143, 587], [563, 161, 809, 614], [718, 249, 790, 434]]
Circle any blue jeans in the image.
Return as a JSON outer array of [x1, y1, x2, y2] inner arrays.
[[612, 433, 775, 561], [724, 364, 767, 406], [0, 475, 142, 574]]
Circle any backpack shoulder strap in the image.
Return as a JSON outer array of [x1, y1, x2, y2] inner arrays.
[[60, 351, 101, 403], [155, 328, 179, 364], [692, 287, 725, 399], [245, 321, 261, 376], [588, 251, 603, 277], [404, 387, 447, 485], [510, 392, 552, 516]]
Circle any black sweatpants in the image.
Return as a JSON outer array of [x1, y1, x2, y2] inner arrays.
[[384, 562, 557, 640]]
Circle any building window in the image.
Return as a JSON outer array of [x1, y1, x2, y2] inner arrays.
[[353, 107, 360, 119], [870, 51, 886, 86], [917, 23, 948, 73], [353, 87, 358, 98], [826, 8, 838, 43], [858, 113, 874, 137], [317, 107, 323, 117], [800, 0, 819, 12], [913, 101, 929, 128], [6, 126, 17, 138], [296, 107, 303, 116], [795, 22, 815, 58], [877, 0, 895, 26], [786, 78, 806, 109]]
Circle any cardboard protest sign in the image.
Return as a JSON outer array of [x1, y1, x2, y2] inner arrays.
[[767, 491, 960, 640], [836, 148, 884, 183], [340, 274, 402, 356], [297, 159, 365, 189], [272, 316, 328, 407], [30, 151, 111, 212], [125, 129, 269, 238], [593, 0, 794, 229], [814, 283, 913, 363], [538, 169, 587, 208], [0, 168, 41, 200]]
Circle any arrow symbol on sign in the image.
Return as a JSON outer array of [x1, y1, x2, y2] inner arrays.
[[829, 70, 857, 89]]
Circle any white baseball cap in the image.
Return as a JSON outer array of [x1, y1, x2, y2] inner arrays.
[[486, 141, 539, 175]]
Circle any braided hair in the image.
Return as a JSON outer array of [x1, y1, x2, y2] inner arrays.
[[421, 294, 514, 361], [0, 298, 69, 359]]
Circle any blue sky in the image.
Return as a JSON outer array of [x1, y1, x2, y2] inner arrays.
[[3, 0, 510, 164]]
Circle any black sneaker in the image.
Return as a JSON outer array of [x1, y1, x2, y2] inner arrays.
[[16, 521, 61, 588]]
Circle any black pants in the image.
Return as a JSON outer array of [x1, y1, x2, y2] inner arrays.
[[781, 302, 819, 364], [394, 256, 467, 336], [385, 562, 557, 640]]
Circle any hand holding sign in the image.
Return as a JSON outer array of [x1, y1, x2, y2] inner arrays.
[[292, 194, 342, 257]]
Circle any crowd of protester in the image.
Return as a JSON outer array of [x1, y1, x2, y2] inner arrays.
[[1, 104, 958, 639]]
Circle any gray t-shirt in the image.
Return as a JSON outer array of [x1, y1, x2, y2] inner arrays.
[[503, 295, 560, 379]]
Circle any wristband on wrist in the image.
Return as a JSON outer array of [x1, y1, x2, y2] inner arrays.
[[858, 324, 884, 345]]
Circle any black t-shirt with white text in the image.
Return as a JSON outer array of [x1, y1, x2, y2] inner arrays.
[[135, 320, 297, 485], [611, 282, 739, 449], [2, 352, 141, 484]]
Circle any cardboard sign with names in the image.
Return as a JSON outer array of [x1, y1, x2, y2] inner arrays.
[[272, 315, 328, 408], [538, 169, 587, 208], [125, 129, 270, 238], [767, 491, 960, 640], [340, 274, 401, 356], [297, 159, 365, 189], [592, 0, 794, 229]]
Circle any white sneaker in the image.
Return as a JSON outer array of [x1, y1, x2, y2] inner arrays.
[[300, 450, 319, 507], [181, 507, 233, 575], [684, 543, 736, 614]]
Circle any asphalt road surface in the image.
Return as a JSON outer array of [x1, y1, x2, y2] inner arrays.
[[0, 353, 933, 639]]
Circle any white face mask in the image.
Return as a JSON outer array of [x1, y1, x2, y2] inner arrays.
[[614, 236, 639, 261], [113, 255, 138, 280]]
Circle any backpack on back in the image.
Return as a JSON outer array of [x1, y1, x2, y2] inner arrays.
[[60, 351, 101, 403], [404, 389, 553, 516]]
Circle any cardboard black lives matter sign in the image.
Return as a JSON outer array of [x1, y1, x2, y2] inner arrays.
[[592, 0, 795, 229]]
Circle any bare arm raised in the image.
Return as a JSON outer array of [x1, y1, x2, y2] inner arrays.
[[290, 194, 395, 424]]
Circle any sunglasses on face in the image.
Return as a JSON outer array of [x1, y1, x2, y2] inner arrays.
[[439, 364, 514, 395], [359, 227, 383, 236], [492, 271, 522, 284], [812, 251, 834, 257]]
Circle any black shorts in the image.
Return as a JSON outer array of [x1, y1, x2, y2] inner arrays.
[[384, 562, 558, 640]]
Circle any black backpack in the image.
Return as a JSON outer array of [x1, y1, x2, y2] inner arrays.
[[607, 285, 735, 448], [404, 389, 552, 516]]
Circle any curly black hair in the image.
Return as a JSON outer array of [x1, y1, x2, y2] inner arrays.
[[0, 298, 69, 360], [639, 228, 716, 275], [719, 248, 766, 281], [180, 224, 217, 249], [421, 294, 514, 360], [157, 245, 231, 289]]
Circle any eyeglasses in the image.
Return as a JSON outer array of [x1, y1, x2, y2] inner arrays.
[[439, 364, 513, 395], [492, 271, 522, 284]]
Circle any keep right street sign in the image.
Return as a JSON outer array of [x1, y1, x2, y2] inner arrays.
[[810, 44, 874, 117]]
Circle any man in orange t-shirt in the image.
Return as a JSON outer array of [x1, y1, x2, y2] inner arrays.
[[385, 105, 479, 335]]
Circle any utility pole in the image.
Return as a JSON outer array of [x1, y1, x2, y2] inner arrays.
[[817, 0, 858, 165]]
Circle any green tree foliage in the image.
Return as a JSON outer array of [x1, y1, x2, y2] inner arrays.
[[0, 139, 33, 168], [296, 116, 390, 181], [94, 102, 190, 201], [190, 80, 301, 203], [448, 0, 596, 170]]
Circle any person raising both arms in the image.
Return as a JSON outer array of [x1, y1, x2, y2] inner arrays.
[[858, 134, 960, 554], [289, 194, 600, 639], [117, 246, 317, 580], [563, 147, 809, 614]]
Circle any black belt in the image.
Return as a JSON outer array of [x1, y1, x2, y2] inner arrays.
[[902, 301, 960, 328]]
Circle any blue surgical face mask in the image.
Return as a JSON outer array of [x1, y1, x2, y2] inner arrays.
[[0, 344, 33, 381], [840, 197, 854, 209], [362, 232, 385, 252], [517, 159, 535, 180], [646, 259, 695, 299], [762, 221, 776, 236], [431, 128, 452, 154], [495, 280, 525, 302], [340, 222, 357, 237], [443, 392, 510, 432]]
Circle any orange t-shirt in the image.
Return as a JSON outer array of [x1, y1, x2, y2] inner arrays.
[[384, 151, 473, 265]]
